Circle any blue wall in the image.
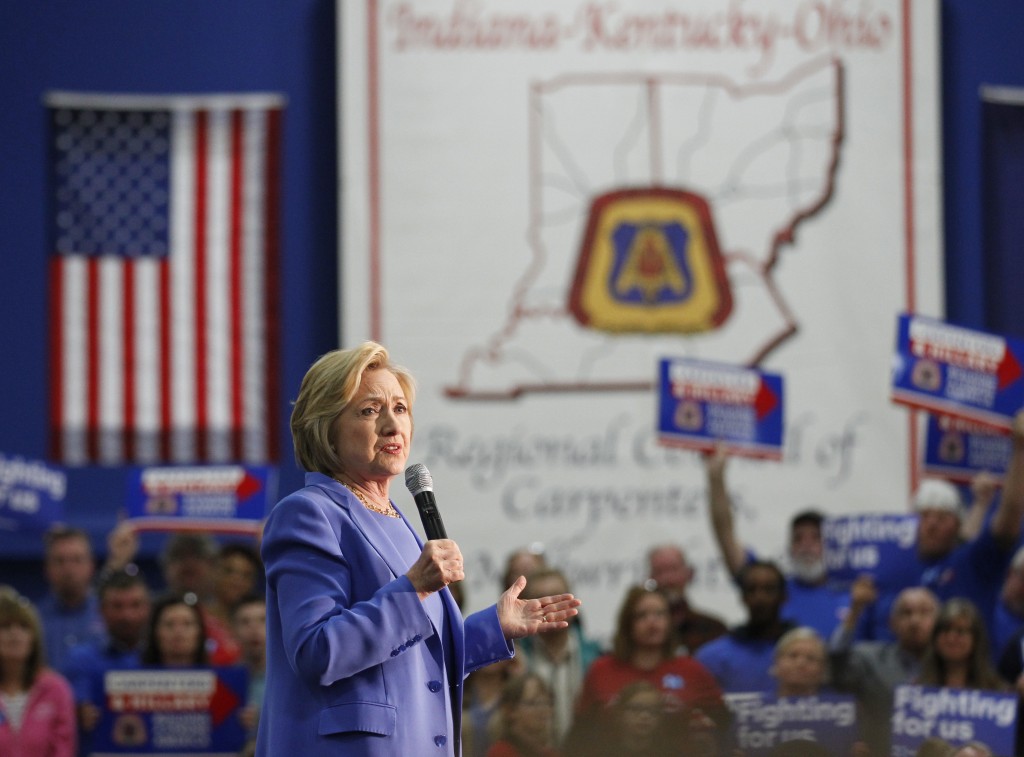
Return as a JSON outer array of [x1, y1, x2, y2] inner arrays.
[[0, 1, 1022, 576], [0, 1, 338, 565], [940, 0, 1024, 330]]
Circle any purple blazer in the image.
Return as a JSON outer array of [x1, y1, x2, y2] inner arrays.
[[255, 473, 512, 757]]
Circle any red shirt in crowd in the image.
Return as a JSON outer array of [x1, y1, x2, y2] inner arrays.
[[577, 654, 725, 716]]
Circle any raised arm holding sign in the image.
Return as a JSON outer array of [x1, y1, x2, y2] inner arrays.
[[703, 447, 850, 639]]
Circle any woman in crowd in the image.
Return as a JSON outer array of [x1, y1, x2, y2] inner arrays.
[[918, 598, 1004, 690], [485, 672, 559, 757], [141, 593, 209, 668], [256, 342, 579, 756], [0, 586, 76, 756], [574, 584, 727, 753], [516, 568, 602, 745], [771, 627, 829, 697], [916, 599, 1007, 757]]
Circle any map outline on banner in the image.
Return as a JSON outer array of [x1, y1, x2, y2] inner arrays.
[[444, 56, 845, 401]]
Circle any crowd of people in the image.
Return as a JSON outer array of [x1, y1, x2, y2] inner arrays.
[[414, 401, 1023, 756], [3, 408, 1024, 756], [0, 526, 266, 756]]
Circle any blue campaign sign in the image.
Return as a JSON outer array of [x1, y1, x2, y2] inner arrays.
[[891, 685, 1017, 757], [657, 357, 785, 459], [0, 453, 66, 532], [125, 465, 277, 535], [923, 414, 1011, 483], [822, 513, 919, 584], [725, 692, 859, 756], [89, 667, 248, 756], [891, 314, 1024, 431]]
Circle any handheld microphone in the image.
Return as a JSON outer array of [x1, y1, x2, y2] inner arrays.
[[405, 463, 448, 541]]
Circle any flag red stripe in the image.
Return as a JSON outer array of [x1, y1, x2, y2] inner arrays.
[[159, 258, 172, 461], [230, 110, 245, 461], [264, 108, 283, 462], [194, 110, 209, 461], [123, 259, 136, 461], [49, 257, 64, 460], [86, 256, 100, 462]]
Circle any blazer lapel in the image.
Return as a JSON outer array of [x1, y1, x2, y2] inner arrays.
[[306, 472, 420, 583]]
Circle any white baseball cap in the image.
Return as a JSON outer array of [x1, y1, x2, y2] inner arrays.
[[913, 478, 963, 517]]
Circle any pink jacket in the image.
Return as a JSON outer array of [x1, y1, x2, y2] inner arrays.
[[0, 668, 77, 757]]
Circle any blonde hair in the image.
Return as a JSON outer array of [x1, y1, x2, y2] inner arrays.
[[773, 626, 826, 663], [290, 342, 416, 475], [0, 586, 45, 688], [772, 626, 828, 690]]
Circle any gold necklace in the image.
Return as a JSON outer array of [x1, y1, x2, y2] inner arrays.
[[335, 478, 400, 518]]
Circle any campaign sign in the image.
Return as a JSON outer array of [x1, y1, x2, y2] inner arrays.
[[89, 667, 247, 756], [724, 692, 859, 756], [0, 453, 66, 532], [923, 414, 1011, 482], [891, 314, 1024, 431], [657, 357, 784, 459], [822, 513, 918, 584], [891, 685, 1017, 757], [125, 465, 277, 535]]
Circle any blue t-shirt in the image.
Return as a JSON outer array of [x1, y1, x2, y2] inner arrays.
[[868, 526, 1013, 641], [38, 591, 105, 673], [782, 577, 850, 639], [62, 638, 142, 702], [694, 623, 796, 693], [742, 549, 850, 638]]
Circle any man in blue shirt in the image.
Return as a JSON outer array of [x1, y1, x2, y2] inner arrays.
[[868, 412, 1024, 641], [62, 568, 151, 755], [695, 560, 796, 693], [705, 449, 850, 639], [37, 525, 105, 671]]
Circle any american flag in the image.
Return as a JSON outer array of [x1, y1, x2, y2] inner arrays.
[[47, 93, 283, 466]]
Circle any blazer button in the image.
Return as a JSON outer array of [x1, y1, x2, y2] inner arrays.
[[427, 680, 442, 693], [434, 735, 447, 747]]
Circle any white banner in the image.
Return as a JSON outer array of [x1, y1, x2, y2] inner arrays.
[[338, 0, 943, 640]]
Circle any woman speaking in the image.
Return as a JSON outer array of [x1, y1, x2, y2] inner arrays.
[[255, 342, 580, 756]]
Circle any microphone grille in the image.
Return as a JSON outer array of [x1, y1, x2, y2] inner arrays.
[[404, 463, 433, 496]]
